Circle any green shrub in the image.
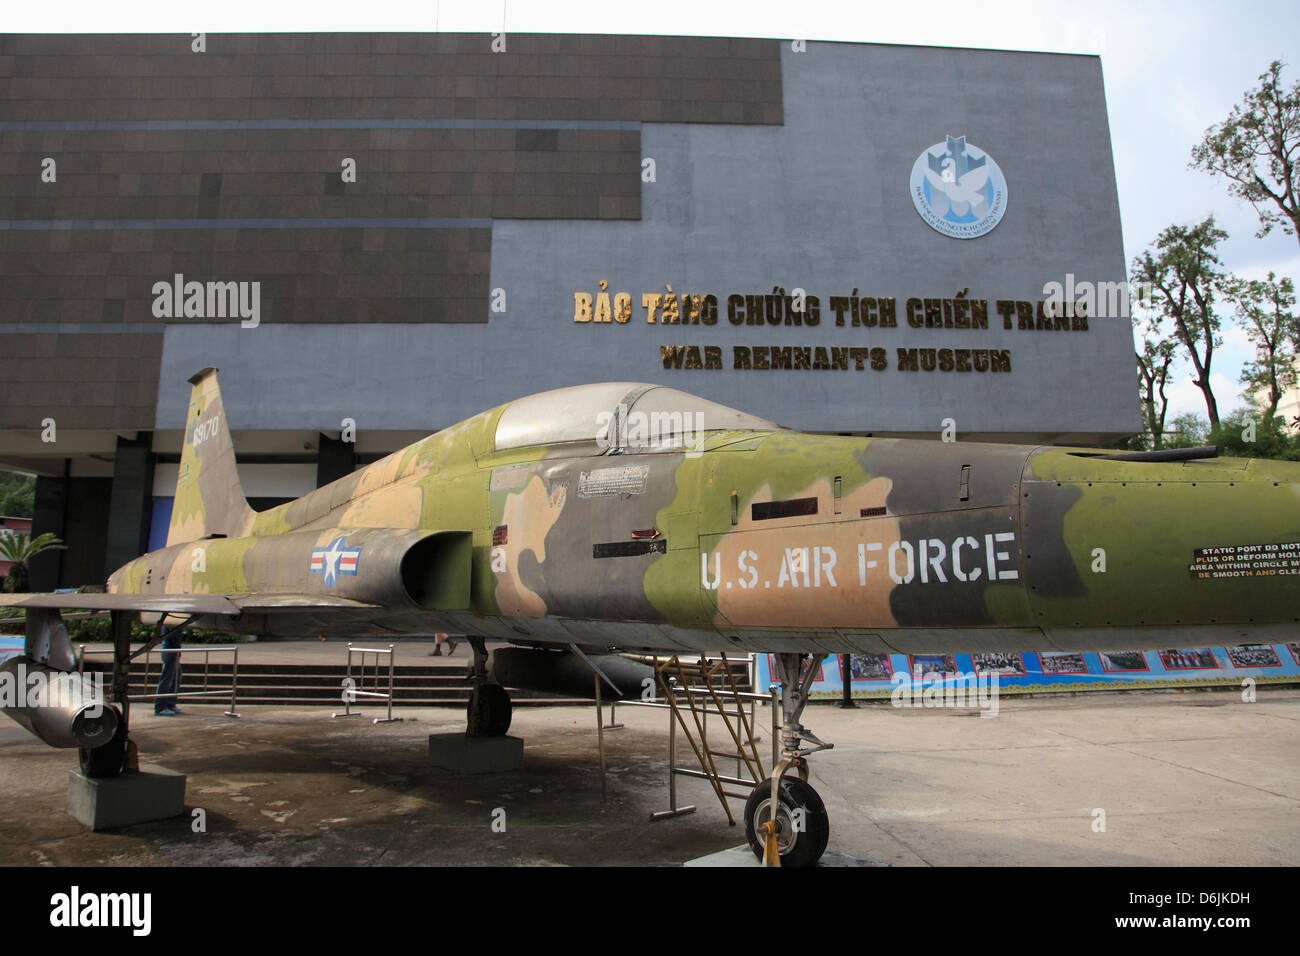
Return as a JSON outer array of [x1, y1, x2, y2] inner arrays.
[[62, 615, 238, 645]]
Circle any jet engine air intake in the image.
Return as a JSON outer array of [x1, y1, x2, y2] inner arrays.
[[399, 530, 473, 610], [287, 527, 472, 610]]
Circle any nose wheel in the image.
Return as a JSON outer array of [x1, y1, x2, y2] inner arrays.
[[744, 775, 829, 868]]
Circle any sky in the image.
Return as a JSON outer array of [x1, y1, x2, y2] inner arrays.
[[6, 0, 1298, 424]]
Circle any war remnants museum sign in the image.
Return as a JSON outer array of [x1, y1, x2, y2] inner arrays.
[[572, 284, 1108, 374]]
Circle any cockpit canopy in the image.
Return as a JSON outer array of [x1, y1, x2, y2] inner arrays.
[[493, 383, 782, 454]]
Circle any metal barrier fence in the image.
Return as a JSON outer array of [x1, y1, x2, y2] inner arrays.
[[331, 642, 402, 724], [77, 642, 241, 717]]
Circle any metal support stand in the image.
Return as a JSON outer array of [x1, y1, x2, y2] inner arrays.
[[644, 654, 770, 823], [564, 644, 626, 803], [331, 643, 402, 723], [602, 697, 625, 731], [595, 675, 606, 802], [648, 678, 697, 820]]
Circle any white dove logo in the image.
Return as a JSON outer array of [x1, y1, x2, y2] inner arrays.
[[927, 156, 991, 211], [909, 135, 1008, 239]]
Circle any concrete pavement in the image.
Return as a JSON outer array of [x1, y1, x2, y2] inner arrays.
[[0, 686, 1294, 866]]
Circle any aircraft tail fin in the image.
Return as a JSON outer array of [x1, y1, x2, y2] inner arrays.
[[166, 368, 255, 547]]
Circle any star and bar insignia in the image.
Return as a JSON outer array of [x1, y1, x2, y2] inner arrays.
[[310, 536, 362, 587]]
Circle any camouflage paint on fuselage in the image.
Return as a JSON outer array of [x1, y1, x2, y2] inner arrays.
[[1019, 448, 1300, 629], [109, 373, 1300, 655]]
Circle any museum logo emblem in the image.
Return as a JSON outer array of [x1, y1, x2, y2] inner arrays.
[[909, 135, 1007, 239]]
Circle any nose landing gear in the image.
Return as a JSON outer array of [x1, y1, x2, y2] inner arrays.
[[743, 652, 833, 867]]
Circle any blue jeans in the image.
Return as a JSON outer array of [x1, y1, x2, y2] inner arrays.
[[155, 632, 183, 712]]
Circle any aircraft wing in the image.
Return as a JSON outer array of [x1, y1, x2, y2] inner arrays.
[[0, 592, 381, 616]]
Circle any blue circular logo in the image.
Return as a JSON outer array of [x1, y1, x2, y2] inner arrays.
[[909, 136, 1008, 239]]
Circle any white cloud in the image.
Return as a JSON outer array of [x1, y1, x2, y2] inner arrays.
[[1233, 254, 1300, 284], [1164, 370, 1245, 423]]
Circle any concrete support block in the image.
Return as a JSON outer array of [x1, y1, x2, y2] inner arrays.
[[67, 764, 186, 830], [428, 733, 523, 774]]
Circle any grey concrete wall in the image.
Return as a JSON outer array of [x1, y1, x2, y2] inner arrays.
[[157, 41, 1137, 440], [0, 32, 781, 432]]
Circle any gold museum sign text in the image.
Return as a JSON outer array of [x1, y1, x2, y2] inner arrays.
[[571, 285, 1093, 374]]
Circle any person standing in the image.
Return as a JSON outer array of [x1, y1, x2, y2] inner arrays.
[[155, 628, 183, 715]]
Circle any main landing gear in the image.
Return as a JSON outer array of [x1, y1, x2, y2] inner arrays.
[[743, 653, 833, 867], [465, 637, 512, 737], [79, 719, 129, 778], [77, 610, 206, 778], [78, 610, 137, 778]]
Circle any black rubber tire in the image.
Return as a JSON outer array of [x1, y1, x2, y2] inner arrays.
[[805, 778, 831, 860], [466, 683, 512, 737], [744, 776, 830, 867], [78, 720, 128, 778]]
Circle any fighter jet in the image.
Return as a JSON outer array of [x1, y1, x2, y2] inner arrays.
[[3, 368, 1298, 865]]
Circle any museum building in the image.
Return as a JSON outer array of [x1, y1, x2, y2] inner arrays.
[[0, 32, 1137, 587]]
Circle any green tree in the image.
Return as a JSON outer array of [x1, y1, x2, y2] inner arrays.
[[1208, 407, 1300, 460], [1132, 218, 1229, 430], [1222, 271, 1298, 422], [0, 531, 65, 593], [1134, 315, 1178, 449], [0, 472, 35, 518], [1191, 60, 1300, 246], [1165, 412, 1209, 448]]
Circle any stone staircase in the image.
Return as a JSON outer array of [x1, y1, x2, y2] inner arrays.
[[115, 654, 753, 708]]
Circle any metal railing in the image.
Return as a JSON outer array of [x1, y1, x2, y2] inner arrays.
[[77, 642, 241, 717], [331, 643, 403, 724]]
